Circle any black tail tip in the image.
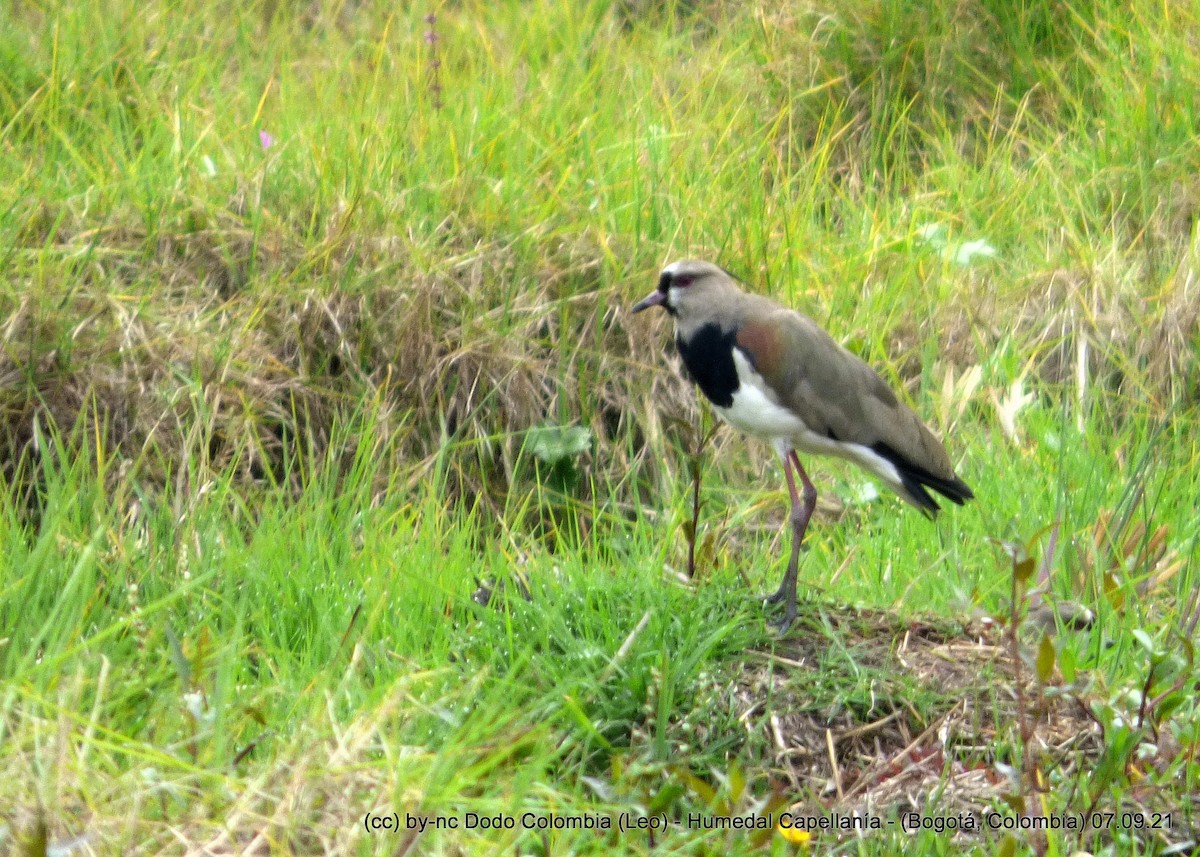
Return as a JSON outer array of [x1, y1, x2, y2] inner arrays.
[[945, 477, 975, 504], [903, 475, 974, 517], [869, 442, 973, 515]]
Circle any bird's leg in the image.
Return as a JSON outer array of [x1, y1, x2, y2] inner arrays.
[[764, 450, 817, 632]]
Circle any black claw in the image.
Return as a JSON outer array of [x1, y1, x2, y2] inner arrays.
[[761, 584, 798, 634], [769, 601, 798, 635]]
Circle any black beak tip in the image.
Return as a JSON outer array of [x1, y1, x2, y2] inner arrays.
[[631, 292, 666, 314]]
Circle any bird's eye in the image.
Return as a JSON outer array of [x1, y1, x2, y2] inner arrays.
[[673, 274, 695, 288]]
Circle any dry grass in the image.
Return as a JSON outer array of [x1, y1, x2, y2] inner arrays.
[[733, 606, 1194, 849], [3, 204, 1196, 525], [4, 2, 1200, 854]]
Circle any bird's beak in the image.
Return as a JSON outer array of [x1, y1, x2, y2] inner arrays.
[[631, 291, 667, 313]]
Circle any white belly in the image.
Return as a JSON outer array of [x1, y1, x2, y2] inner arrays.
[[713, 349, 809, 438], [714, 380, 806, 438]]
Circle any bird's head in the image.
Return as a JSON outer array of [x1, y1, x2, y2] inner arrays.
[[631, 259, 734, 320]]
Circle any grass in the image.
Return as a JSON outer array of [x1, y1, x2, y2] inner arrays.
[[2, 0, 1199, 853]]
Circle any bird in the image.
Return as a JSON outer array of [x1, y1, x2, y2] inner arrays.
[[632, 259, 974, 632]]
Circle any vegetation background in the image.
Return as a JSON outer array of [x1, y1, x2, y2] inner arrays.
[[1, 0, 1197, 854]]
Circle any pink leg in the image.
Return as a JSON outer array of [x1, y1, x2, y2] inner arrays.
[[764, 450, 817, 632]]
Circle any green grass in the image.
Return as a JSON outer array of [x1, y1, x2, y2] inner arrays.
[[2, 0, 1199, 854]]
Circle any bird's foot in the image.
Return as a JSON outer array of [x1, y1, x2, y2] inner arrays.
[[767, 599, 798, 635], [761, 584, 789, 605], [761, 583, 798, 634]]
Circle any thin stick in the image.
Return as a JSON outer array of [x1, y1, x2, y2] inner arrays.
[[599, 611, 652, 683], [826, 728, 844, 801], [844, 707, 955, 800], [837, 710, 902, 742], [770, 714, 787, 752]]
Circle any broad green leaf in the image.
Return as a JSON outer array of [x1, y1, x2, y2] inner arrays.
[[525, 424, 592, 464], [952, 238, 998, 266], [997, 833, 1018, 857], [1131, 628, 1157, 654], [1036, 632, 1056, 683]]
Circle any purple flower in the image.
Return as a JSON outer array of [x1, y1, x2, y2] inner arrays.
[[259, 130, 275, 150]]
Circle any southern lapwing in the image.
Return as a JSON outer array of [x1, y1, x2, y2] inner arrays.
[[632, 260, 973, 632]]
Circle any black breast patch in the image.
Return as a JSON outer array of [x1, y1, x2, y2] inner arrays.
[[676, 323, 741, 408]]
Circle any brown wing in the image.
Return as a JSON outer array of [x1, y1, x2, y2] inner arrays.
[[736, 310, 973, 511]]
